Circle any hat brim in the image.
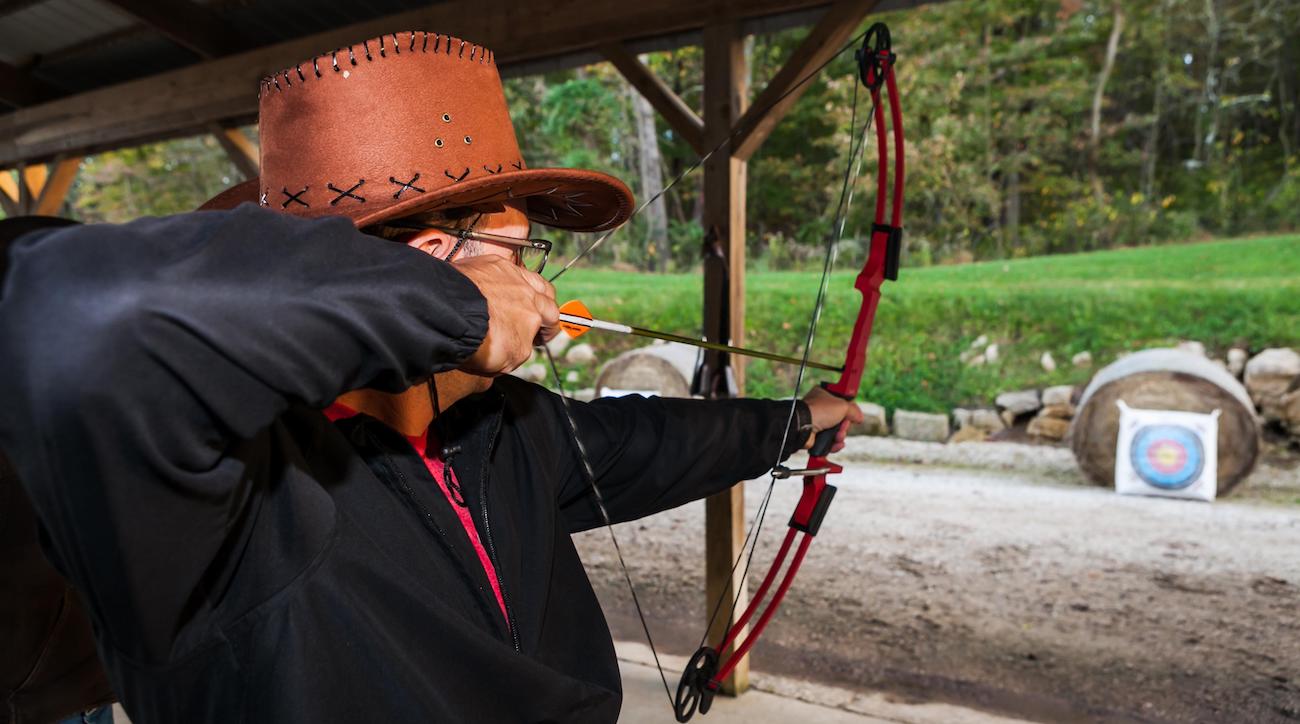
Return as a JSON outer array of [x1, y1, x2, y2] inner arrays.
[[200, 167, 634, 233]]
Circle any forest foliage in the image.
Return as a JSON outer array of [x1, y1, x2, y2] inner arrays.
[[52, 0, 1298, 273]]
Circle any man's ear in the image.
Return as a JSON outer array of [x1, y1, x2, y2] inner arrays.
[[405, 230, 455, 257]]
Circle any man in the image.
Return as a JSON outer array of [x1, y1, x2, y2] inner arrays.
[[0, 32, 860, 723]]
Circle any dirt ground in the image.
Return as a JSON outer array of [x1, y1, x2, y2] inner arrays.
[[573, 438, 1300, 723]]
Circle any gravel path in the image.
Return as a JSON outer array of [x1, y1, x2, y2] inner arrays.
[[574, 440, 1300, 723]]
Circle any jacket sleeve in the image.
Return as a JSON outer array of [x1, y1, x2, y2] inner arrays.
[[0, 205, 488, 662], [551, 390, 812, 533]]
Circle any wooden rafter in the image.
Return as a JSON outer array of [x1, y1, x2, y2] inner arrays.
[[210, 124, 260, 180], [0, 60, 56, 108], [100, 0, 249, 59], [0, 0, 941, 167], [601, 43, 705, 156], [732, 0, 880, 161], [0, 171, 19, 216], [0, 156, 81, 216], [34, 156, 82, 216]]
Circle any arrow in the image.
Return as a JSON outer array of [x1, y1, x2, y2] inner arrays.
[[556, 300, 843, 373]]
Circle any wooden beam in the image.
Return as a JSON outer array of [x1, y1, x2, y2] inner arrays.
[[701, 19, 751, 698], [601, 43, 706, 156], [0, 60, 56, 108], [34, 156, 81, 216], [99, 0, 249, 59], [0, 0, 943, 167], [211, 124, 259, 181], [21, 163, 47, 200], [0, 171, 19, 216], [732, 0, 879, 161]]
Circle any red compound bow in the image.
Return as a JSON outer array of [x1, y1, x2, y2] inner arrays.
[[543, 21, 905, 723], [672, 23, 905, 721]]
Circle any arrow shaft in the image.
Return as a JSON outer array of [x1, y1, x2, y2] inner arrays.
[[558, 313, 843, 373]]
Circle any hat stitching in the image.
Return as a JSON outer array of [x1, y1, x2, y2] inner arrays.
[[483, 164, 503, 174], [260, 188, 268, 206], [511, 161, 523, 170], [261, 32, 493, 97], [328, 180, 366, 205], [390, 174, 425, 198], [444, 168, 471, 183], [282, 186, 309, 208]]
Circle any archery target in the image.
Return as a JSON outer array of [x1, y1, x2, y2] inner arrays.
[[1114, 401, 1219, 501]]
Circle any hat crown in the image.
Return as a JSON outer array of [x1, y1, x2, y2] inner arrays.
[[256, 32, 525, 218]]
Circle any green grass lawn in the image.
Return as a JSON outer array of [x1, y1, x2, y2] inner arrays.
[[552, 233, 1300, 413]]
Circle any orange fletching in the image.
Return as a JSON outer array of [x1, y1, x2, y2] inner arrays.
[[558, 299, 593, 338]]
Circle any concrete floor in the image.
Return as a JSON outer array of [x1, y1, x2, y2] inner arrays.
[[615, 641, 1032, 724]]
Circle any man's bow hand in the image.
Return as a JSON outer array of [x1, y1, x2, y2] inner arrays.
[[801, 386, 866, 452], [454, 255, 560, 376]]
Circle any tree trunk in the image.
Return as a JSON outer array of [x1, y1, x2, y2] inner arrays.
[[1194, 0, 1222, 164], [628, 84, 669, 272], [1089, 1, 1124, 207], [1141, 0, 1172, 204]]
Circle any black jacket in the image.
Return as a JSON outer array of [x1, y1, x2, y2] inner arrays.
[[0, 206, 809, 723]]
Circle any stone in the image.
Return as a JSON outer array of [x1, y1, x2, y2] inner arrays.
[[849, 402, 889, 437], [952, 408, 974, 429], [1000, 410, 1018, 428], [565, 370, 580, 384], [966, 354, 986, 367], [971, 409, 1007, 433], [948, 426, 987, 444], [1176, 340, 1207, 357], [1027, 414, 1071, 441], [1227, 348, 1248, 377], [1040, 352, 1057, 373], [1072, 351, 1093, 368], [1282, 387, 1300, 437], [984, 344, 1000, 364], [510, 362, 547, 383], [573, 388, 596, 402], [892, 410, 950, 442], [1244, 348, 1300, 412], [1039, 403, 1076, 420], [1042, 385, 1075, 407], [545, 334, 571, 357], [971, 334, 989, 350], [565, 343, 597, 365], [995, 389, 1042, 416]]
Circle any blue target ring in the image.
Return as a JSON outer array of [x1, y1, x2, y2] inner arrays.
[[1130, 424, 1204, 490]]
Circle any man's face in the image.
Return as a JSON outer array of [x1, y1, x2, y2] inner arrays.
[[401, 200, 531, 265]]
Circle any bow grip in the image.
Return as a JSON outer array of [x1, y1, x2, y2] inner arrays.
[[809, 381, 855, 457]]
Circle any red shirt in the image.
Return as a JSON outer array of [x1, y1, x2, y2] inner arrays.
[[324, 402, 509, 628]]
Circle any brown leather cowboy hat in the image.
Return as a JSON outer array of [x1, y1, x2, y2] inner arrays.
[[201, 31, 634, 232]]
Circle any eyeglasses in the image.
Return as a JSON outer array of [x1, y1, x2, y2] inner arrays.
[[373, 221, 552, 274]]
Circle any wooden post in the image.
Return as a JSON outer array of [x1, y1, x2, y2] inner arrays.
[[700, 19, 750, 698]]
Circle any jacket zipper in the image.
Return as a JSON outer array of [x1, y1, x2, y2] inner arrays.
[[367, 421, 519, 650], [451, 410, 520, 652]]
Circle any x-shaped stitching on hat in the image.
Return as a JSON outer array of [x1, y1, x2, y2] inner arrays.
[[328, 180, 366, 205], [281, 186, 309, 208], [389, 174, 426, 199]]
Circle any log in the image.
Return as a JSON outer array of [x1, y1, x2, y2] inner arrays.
[[1070, 349, 1260, 495]]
